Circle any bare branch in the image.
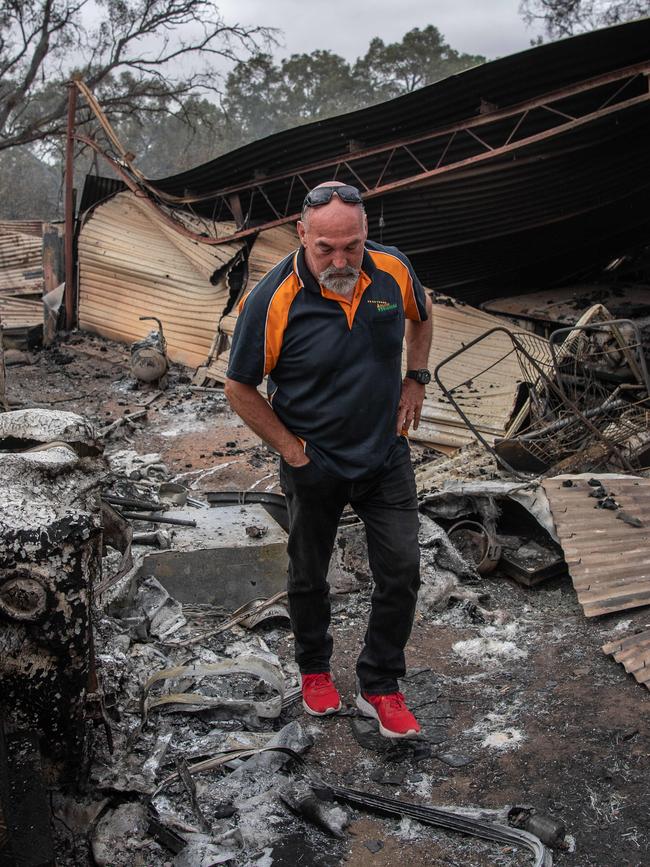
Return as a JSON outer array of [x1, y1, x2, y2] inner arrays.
[[519, 1, 650, 38], [0, 0, 276, 151]]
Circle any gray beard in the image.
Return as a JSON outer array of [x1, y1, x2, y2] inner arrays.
[[319, 265, 359, 297]]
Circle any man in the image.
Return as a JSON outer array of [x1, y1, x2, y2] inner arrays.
[[224, 182, 433, 738]]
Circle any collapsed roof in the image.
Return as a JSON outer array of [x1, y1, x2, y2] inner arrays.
[[82, 18, 650, 305]]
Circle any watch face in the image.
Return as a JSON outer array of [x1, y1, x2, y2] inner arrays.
[[417, 370, 431, 384]]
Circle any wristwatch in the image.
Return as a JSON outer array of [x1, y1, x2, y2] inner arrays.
[[406, 369, 431, 385]]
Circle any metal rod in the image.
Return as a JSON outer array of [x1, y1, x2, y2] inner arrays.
[[64, 80, 77, 330], [327, 785, 552, 867], [122, 61, 650, 205], [103, 495, 165, 511], [120, 512, 197, 527]]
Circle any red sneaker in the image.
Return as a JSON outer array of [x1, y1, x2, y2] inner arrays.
[[301, 673, 342, 716], [356, 691, 421, 738]]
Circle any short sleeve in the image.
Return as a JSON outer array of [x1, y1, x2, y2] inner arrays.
[[225, 289, 267, 386], [406, 260, 428, 322], [384, 245, 428, 321]]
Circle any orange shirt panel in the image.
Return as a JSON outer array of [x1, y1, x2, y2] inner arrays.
[[263, 272, 302, 375], [367, 250, 422, 321]]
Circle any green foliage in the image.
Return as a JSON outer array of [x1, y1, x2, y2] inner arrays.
[[0, 147, 60, 219], [354, 26, 484, 97], [223, 26, 486, 147]]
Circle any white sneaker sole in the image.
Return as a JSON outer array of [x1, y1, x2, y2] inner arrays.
[[355, 694, 420, 739], [302, 698, 342, 717]]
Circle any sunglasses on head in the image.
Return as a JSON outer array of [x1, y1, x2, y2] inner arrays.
[[302, 184, 364, 209]]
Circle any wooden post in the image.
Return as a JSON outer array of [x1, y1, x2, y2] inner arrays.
[[64, 81, 77, 331], [0, 316, 6, 411]]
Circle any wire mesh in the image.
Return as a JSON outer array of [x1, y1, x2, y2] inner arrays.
[[434, 321, 650, 477]]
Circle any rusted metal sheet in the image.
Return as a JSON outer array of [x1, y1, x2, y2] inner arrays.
[[0, 297, 43, 328], [100, 18, 649, 301], [414, 300, 530, 448], [203, 225, 299, 384], [542, 474, 650, 617], [0, 297, 43, 348], [482, 285, 650, 331], [77, 191, 245, 368], [0, 221, 43, 238], [602, 628, 650, 690], [0, 222, 44, 296]]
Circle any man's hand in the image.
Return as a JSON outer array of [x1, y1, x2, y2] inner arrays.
[[224, 379, 310, 467], [283, 440, 310, 468], [397, 378, 426, 434]]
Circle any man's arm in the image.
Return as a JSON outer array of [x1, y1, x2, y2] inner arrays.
[[224, 379, 309, 467], [397, 293, 433, 434]]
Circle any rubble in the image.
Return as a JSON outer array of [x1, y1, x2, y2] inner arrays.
[[0, 409, 104, 781], [130, 317, 169, 389], [139, 503, 289, 610], [1, 315, 649, 866]]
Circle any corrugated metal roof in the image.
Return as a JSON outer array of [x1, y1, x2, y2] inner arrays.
[[542, 474, 650, 617], [78, 175, 125, 215], [78, 191, 245, 368], [0, 222, 44, 296], [80, 20, 650, 303], [136, 18, 650, 303], [204, 225, 300, 383], [411, 299, 531, 448], [0, 220, 43, 238], [603, 628, 650, 690], [482, 285, 650, 328], [152, 19, 650, 197]]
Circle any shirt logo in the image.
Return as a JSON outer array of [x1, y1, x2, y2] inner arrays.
[[368, 300, 398, 313]]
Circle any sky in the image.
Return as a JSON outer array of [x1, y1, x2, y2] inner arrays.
[[217, 0, 536, 63]]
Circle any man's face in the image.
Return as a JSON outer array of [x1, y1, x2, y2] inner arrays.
[[297, 198, 368, 295]]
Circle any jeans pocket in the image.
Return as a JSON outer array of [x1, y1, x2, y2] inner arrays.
[[281, 458, 323, 487]]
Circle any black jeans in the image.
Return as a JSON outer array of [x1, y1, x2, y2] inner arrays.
[[279, 439, 421, 694]]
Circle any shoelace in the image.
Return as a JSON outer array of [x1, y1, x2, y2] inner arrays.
[[306, 674, 334, 692], [380, 692, 407, 712]]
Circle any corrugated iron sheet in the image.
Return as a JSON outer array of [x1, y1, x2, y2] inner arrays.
[[414, 300, 528, 448], [0, 222, 44, 296], [142, 19, 650, 302], [482, 285, 650, 329], [0, 220, 43, 238], [542, 474, 650, 617], [152, 20, 650, 202], [77, 191, 245, 368], [602, 628, 650, 690], [0, 297, 43, 329], [204, 225, 299, 383]]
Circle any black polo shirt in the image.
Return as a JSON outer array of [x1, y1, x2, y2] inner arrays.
[[226, 240, 428, 480]]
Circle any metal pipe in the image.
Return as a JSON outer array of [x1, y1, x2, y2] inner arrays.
[[103, 495, 165, 511], [328, 785, 552, 867], [120, 512, 197, 527], [64, 81, 77, 330]]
